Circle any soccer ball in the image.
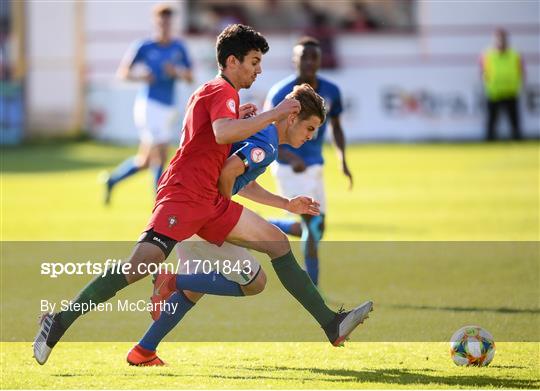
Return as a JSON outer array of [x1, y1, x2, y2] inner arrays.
[[449, 325, 495, 366]]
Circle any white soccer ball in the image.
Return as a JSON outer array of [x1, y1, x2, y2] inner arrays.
[[449, 325, 496, 367]]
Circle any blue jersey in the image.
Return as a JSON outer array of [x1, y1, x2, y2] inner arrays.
[[231, 124, 279, 195], [128, 39, 192, 106], [266, 75, 343, 166]]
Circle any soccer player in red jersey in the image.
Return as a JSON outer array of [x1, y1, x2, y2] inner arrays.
[[33, 25, 372, 366]]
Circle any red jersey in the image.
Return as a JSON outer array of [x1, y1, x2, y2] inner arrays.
[[157, 77, 239, 204]]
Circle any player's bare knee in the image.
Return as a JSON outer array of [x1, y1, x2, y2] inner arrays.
[[242, 270, 266, 295], [135, 159, 149, 170], [249, 222, 290, 258], [269, 224, 289, 242], [275, 241, 291, 258], [278, 232, 291, 253], [125, 242, 166, 284], [150, 154, 166, 168], [268, 241, 291, 259], [136, 152, 151, 169], [125, 263, 159, 284]]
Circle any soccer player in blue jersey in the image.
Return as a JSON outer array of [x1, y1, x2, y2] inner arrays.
[[104, 4, 193, 204], [265, 37, 353, 287], [126, 84, 372, 366]]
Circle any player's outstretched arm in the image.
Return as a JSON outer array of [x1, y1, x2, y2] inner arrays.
[[212, 99, 300, 144], [218, 155, 245, 198], [238, 182, 320, 216], [330, 116, 353, 190]]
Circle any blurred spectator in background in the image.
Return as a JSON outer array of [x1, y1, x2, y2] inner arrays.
[[0, 15, 11, 80], [342, 2, 378, 33], [481, 28, 525, 141], [186, 0, 414, 36], [302, 1, 338, 69], [103, 3, 193, 204], [207, 4, 248, 34]]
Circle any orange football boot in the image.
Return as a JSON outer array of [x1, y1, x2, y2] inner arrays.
[[127, 344, 166, 366]]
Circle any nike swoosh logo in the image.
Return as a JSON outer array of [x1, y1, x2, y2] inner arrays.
[[153, 278, 167, 296]]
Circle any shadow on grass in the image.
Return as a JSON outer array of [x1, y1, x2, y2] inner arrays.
[[50, 364, 538, 388], [222, 364, 538, 388]]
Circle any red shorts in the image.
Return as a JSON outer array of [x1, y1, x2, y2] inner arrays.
[[145, 195, 243, 246]]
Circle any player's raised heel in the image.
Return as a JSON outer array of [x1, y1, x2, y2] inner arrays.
[[32, 312, 66, 365], [323, 300, 374, 347], [127, 344, 166, 366]]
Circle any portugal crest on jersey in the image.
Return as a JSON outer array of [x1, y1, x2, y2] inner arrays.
[[226, 99, 236, 114], [167, 215, 178, 228]]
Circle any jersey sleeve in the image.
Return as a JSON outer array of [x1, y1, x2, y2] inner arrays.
[[233, 141, 274, 173], [123, 40, 145, 67], [328, 85, 343, 117], [231, 141, 274, 195], [264, 82, 287, 109], [208, 86, 239, 123], [271, 88, 287, 108]]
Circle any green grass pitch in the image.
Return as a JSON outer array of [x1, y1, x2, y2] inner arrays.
[[1, 140, 539, 389]]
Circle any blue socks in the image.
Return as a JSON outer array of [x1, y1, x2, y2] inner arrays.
[[176, 272, 244, 296], [108, 158, 164, 193], [304, 258, 319, 286], [139, 272, 244, 352], [108, 157, 139, 187], [269, 218, 296, 235], [152, 165, 164, 190], [139, 291, 195, 351], [301, 215, 324, 286]]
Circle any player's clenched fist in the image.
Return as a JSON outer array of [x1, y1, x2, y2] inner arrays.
[[239, 103, 258, 119], [273, 98, 301, 120]]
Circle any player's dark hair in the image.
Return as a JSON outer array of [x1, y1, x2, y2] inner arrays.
[[286, 83, 326, 124], [158, 8, 173, 17], [296, 36, 320, 48], [216, 24, 269, 69], [153, 4, 174, 17]]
